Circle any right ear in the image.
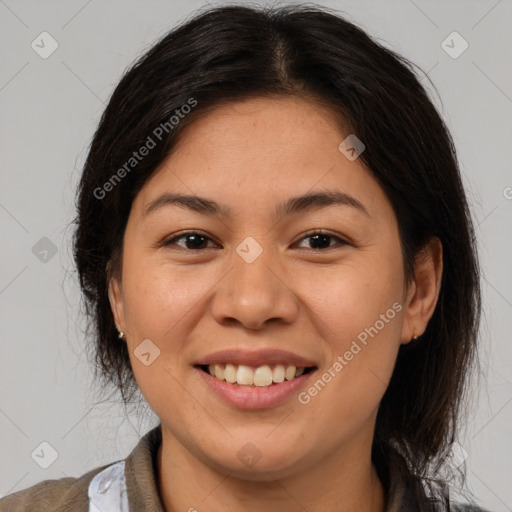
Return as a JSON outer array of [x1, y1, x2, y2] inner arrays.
[[108, 273, 126, 336]]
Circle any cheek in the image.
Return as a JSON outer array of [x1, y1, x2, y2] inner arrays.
[[300, 307, 402, 447], [296, 254, 403, 427], [301, 254, 403, 347], [119, 254, 210, 412], [121, 254, 212, 338]]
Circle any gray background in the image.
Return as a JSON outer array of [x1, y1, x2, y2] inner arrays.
[[1, 0, 511, 510]]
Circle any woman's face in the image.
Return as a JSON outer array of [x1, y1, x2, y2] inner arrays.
[[109, 96, 432, 478]]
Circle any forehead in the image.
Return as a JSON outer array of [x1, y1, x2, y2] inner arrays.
[[132, 96, 393, 223], [172, 96, 347, 155]]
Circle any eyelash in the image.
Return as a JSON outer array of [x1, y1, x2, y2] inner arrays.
[[160, 230, 350, 252]]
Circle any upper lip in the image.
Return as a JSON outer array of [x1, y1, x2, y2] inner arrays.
[[195, 349, 317, 368]]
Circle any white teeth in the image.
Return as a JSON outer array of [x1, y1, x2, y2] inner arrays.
[[253, 365, 273, 387], [207, 363, 307, 386], [214, 365, 224, 380], [272, 364, 285, 383], [236, 365, 253, 386], [285, 365, 296, 381], [224, 363, 237, 383]]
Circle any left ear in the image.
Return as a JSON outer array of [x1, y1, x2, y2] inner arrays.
[[400, 236, 443, 345]]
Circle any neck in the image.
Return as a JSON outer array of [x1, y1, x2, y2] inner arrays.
[[156, 427, 386, 512]]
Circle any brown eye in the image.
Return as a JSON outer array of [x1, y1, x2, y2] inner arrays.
[[295, 230, 349, 250], [161, 229, 349, 252], [162, 231, 217, 250]]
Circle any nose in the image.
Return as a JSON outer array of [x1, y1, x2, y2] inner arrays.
[[210, 244, 299, 331]]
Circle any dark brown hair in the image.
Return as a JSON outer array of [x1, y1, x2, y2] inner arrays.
[[72, 3, 481, 508]]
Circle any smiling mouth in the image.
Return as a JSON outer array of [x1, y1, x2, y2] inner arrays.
[[196, 363, 317, 387]]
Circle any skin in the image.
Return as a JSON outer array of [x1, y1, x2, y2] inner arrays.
[[108, 96, 443, 512]]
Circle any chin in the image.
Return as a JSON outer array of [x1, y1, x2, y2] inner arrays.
[[204, 443, 309, 480]]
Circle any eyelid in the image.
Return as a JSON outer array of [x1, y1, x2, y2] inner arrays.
[[295, 229, 349, 245], [160, 230, 219, 248], [160, 229, 350, 251]]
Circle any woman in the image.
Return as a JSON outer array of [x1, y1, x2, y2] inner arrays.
[[0, 4, 488, 511]]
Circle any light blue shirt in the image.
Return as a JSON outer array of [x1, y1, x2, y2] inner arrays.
[[88, 461, 129, 511]]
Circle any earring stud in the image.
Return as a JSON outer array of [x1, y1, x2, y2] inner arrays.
[[116, 324, 125, 339]]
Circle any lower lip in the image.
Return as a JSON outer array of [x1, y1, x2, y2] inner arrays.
[[195, 367, 316, 410]]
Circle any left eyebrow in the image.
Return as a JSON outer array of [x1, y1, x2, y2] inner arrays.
[[274, 189, 370, 219], [143, 189, 370, 220]]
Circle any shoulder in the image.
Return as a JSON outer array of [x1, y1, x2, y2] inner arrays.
[[376, 441, 492, 512], [0, 463, 111, 512], [0, 424, 163, 512], [451, 504, 491, 512]]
